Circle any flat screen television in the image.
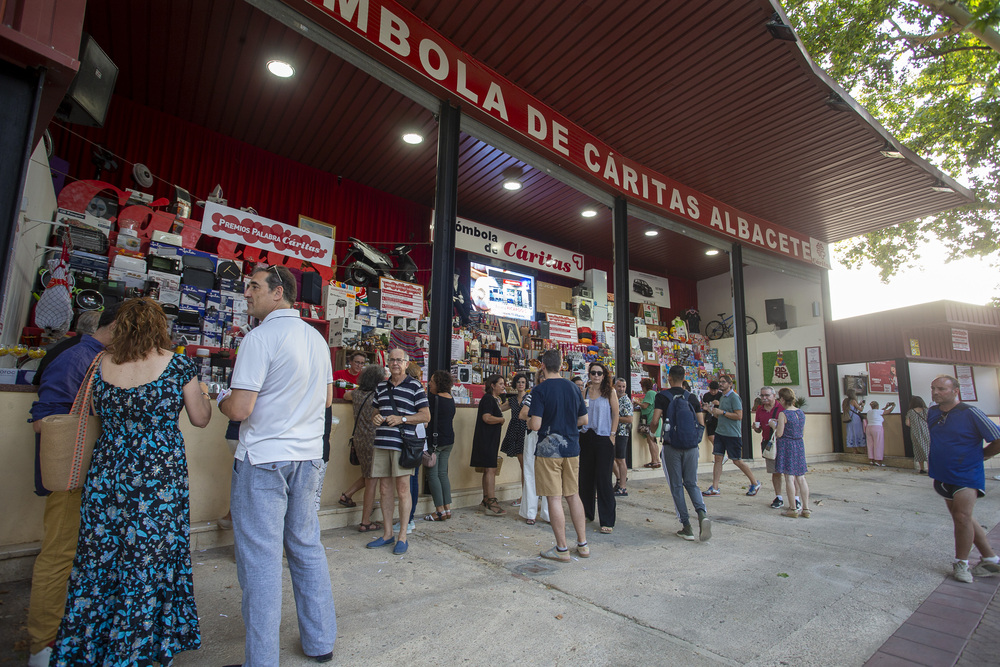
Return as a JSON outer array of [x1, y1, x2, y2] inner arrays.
[[469, 261, 535, 321]]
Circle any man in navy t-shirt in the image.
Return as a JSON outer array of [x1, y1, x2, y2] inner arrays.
[[928, 374, 1000, 583], [528, 349, 589, 562]]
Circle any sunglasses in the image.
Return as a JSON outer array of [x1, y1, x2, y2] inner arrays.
[[589, 370, 604, 376]]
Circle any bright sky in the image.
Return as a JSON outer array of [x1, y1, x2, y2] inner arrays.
[[827, 242, 997, 320]]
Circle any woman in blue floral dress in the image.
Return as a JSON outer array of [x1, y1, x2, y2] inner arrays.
[[773, 387, 811, 519], [52, 299, 212, 666]]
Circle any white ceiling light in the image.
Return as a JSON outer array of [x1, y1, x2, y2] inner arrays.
[[644, 230, 659, 237], [581, 208, 598, 218], [266, 60, 295, 78], [929, 179, 954, 193], [402, 133, 424, 145], [705, 249, 720, 256], [502, 166, 523, 191]]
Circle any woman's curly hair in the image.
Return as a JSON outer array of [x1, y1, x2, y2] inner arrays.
[[106, 298, 172, 364]]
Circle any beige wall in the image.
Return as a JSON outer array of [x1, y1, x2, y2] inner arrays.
[[2, 395, 832, 551]]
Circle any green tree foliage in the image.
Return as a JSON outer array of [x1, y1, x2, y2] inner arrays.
[[783, 1, 999, 293]]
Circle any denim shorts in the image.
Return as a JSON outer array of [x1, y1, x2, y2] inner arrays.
[[713, 435, 743, 460]]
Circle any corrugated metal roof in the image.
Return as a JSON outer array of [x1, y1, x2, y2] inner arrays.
[[64, 0, 972, 281], [827, 301, 1000, 365]]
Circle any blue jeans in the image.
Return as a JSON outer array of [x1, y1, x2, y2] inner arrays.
[[231, 458, 336, 666], [408, 464, 420, 522], [426, 444, 453, 507], [661, 445, 705, 525]]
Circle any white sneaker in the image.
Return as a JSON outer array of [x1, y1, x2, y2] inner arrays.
[[28, 647, 52, 667], [971, 560, 1000, 577], [392, 520, 416, 534], [953, 561, 973, 583]]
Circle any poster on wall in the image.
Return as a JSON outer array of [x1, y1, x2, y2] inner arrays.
[[202, 202, 335, 266], [952, 328, 970, 352], [628, 270, 670, 309], [805, 346, 824, 397], [867, 361, 898, 393], [954, 365, 977, 402], [762, 350, 798, 385], [844, 375, 869, 397], [378, 277, 424, 318], [545, 313, 578, 344]]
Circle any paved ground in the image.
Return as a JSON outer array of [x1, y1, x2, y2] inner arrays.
[[2, 461, 999, 666]]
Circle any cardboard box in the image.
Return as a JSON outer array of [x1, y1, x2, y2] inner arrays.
[[107, 267, 147, 290], [323, 284, 357, 320], [147, 270, 181, 291], [149, 242, 217, 268], [536, 281, 573, 316]]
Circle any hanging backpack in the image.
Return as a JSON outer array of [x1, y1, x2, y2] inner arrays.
[[662, 389, 703, 449]]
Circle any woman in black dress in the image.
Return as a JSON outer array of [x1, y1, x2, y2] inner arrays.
[[500, 373, 529, 506], [471, 374, 508, 516]]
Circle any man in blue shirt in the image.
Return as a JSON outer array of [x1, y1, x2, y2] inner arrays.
[[928, 374, 1000, 583], [26, 305, 118, 667], [527, 349, 589, 562]]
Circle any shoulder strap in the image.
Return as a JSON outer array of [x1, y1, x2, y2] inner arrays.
[[70, 351, 104, 416], [351, 391, 374, 437]]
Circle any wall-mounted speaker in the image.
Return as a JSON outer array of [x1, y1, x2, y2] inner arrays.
[[765, 298, 787, 329], [56, 34, 118, 127]]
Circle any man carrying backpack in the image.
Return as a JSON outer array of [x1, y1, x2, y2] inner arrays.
[[650, 365, 711, 542]]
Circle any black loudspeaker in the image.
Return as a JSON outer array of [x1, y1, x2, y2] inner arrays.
[[56, 34, 118, 127], [765, 298, 787, 328], [300, 272, 322, 305]]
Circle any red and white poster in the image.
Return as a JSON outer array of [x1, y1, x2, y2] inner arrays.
[[954, 365, 977, 402], [545, 313, 578, 344], [952, 328, 970, 352], [867, 360, 898, 394], [202, 202, 335, 266], [379, 277, 424, 318]]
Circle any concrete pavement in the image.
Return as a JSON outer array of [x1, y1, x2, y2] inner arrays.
[[3, 461, 999, 666]]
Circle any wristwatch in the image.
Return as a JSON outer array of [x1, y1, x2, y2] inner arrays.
[[402, 416, 408, 423]]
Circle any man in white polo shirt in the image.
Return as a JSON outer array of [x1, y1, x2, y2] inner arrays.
[[219, 265, 336, 666]]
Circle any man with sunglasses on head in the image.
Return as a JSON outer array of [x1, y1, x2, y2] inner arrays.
[[220, 265, 336, 666], [927, 374, 1000, 583]]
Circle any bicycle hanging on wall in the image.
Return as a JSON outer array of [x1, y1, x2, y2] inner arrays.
[[704, 312, 758, 339]]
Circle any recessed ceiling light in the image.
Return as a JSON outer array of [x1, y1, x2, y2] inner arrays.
[[402, 133, 424, 145], [502, 166, 523, 191], [644, 230, 659, 237], [581, 209, 597, 218], [705, 249, 720, 256], [266, 60, 294, 78]]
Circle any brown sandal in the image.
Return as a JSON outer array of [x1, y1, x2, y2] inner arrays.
[[358, 522, 382, 532], [483, 497, 507, 516]]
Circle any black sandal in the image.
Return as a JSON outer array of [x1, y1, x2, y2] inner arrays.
[[339, 493, 357, 508]]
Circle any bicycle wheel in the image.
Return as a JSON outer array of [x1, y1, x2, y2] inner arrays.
[[705, 320, 725, 340], [744, 315, 758, 335]]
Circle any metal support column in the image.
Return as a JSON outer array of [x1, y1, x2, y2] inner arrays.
[[612, 197, 630, 384], [427, 102, 460, 373], [612, 197, 632, 468], [0, 62, 44, 296], [821, 270, 844, 452], [896, 357, 914, 458], [729, 243, 753, 455]]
